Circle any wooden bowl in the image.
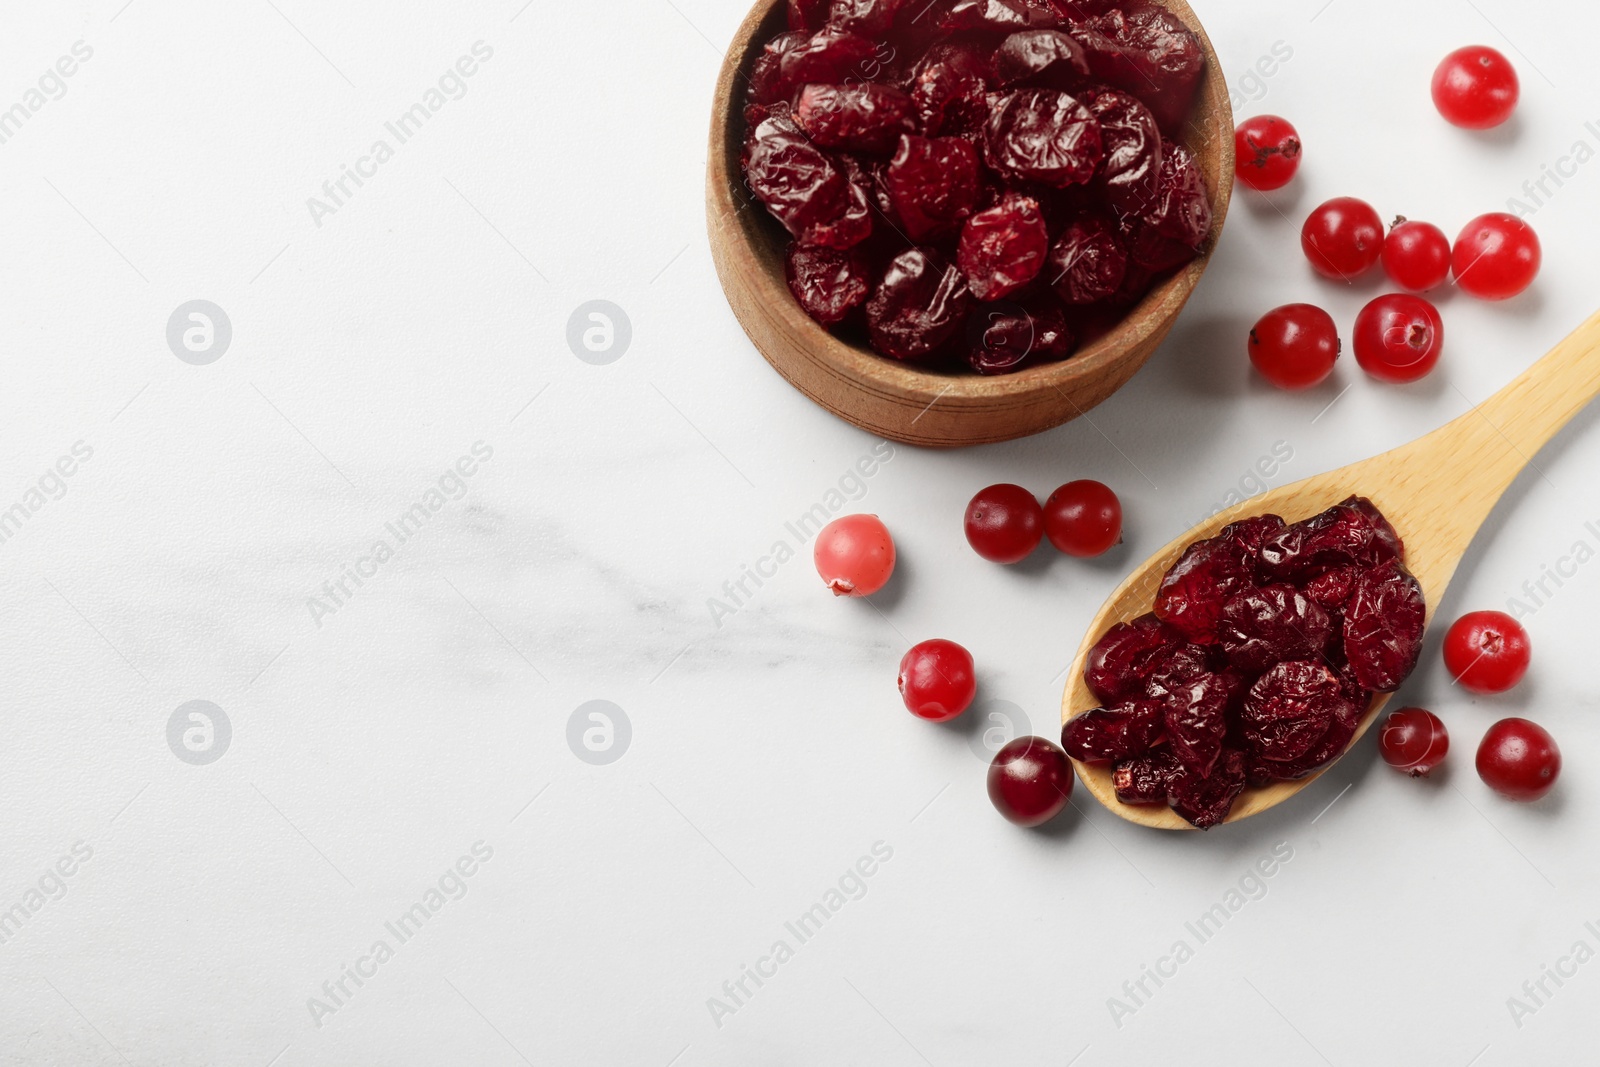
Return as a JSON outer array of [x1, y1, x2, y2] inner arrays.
[[706, 0, 1234, 448]]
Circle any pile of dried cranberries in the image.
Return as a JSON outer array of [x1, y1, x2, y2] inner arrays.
[[1063, 496, 1426, 828], [741, 0, 1216, 374]]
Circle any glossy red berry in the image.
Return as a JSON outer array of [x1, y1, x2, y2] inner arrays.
[[965, 484, 1044, 564], [987, 736, 1073, 826], [1302, 197, 1385, 281], [1444, 610, 1531, 694], [814, 514, 896, 596], [1043, 480, 1122, 557], [1382, 218, 1453, 292], [1432, 46, 1519, 130], [897, 639, 977, 722], [1233, 115, 1302, 191], [1477, 718, 1560, 801], [1248, 303, 1341, 390], [1352, 294, 1444, 383], [1453, 213, 1541, 301], [1378, 707, 1449, 777]]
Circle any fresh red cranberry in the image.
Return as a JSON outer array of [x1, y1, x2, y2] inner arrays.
[[1379, 707, 1449, 777], [1352, 294, 1444, 383], [1043, 480, 1122, 557], [813, 514, 895, 596], [897, 639, 977, 722], [1432, 45, 1519, 129], [1443, 610, 1531, 694], [1382, 218, 1453, 292], [1248, 303, 1340, 390], [1453, 213, 1541, 301], [1477, 718, 1560, 801], [1233, 115, 1301, 191], [987, 736, 1073, 826], [965, 483, 1044, 564], [1302, 197, 1384, 281]]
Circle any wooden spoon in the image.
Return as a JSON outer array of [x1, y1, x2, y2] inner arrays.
[[1061, 308, 1600, 829]]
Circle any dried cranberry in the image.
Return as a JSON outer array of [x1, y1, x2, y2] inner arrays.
[[1217, 584, 1333, 676], [1083, 613, 1185, 705], [1161, 670, 1232, 776], [1071, 2, 1204, 134], [957, 195, 1049, 300], [743, 116, 872, 250], [1083, 88, 1162, 216], [993, 30, 1090, 88], [1154, 535, 1255, 643], [795, 83, 918, 156], [909, 45, 992, 138], [780, 28, 879, 94], [1168, 748, 1246, 829], [1304, 566, 1358, 611], [788, 0, 831, 31], [966, 297, 1075, 374], [935, 0, 1063, 32], [1240, 661, 1349, 763], [1261, 499, 1403, 583], [1124, 219, 1198, 273], [885, 134, 985, 240], [1112, 748, 1180, 804], [1251, 696, 1361, 783], [1142, 643, 1213, 699], [1047, 211, 1128, 304], [786, 243, 871, 326], [1140, 141, 1212, 250], [865, 248, 973, 361], [982, 89, 1104, 188], [1342, 561, 1426, 692], [747, 32, 811, 107], [1061, 699, 1164, 762], [827, 0, 908, 35]]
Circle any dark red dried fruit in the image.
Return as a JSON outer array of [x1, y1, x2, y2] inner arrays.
[[1262, 497, 1404, 583], [1168, 748, 1246, 829], [795, 83, 918, 156], [885, 134, 985, 240], [1241, 661, 1350, 762], [786, 243, 871, 326], [788, 0, 830, 31], [1071, 2, 1204, 134], [957, 195, 1049, 300], [744, 115, 873, 250], [1141, 141, 1212, 250], [966, 296, 1075, 374], [1047, 211, 1128, 304], [935, 0, 1063, 32], [1342, 561, 1426, 692], [827, 0, 908, 35], [1113, 747, 1180, 804], [1062, 699, 1165, 762], [982, 89, 1104, 188], [865, 247, 973, 360], [993, 30, 1090, 88], [1249, 695, 1362, 784], [780, 29, 879, 95], [1124, 219, 1198, 272], [909, 46, 992, 138], [748, 32, 810, 107], [1084, 88, 1163, 216], [1217, 584, 1333, 675], [1084, 613, 1186, 705], [1162, 670, 1233, 776], [1154, 535, 1255, 643], [1304, 566, 1359, 611]]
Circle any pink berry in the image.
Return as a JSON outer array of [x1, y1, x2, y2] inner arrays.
[[897, 639, 977, 722], [814, 514, 895, 597]]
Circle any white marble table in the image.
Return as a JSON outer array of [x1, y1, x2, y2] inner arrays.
[[2, 0, 1599, 1062]]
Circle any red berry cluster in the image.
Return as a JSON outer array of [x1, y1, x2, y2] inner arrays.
[[1234, 47, 1540, 392], [741, 0, 1216, 374], [1379, 611, 1557, 802], [1064, 497, 1424, 828]]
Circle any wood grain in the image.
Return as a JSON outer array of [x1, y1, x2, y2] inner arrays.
[[1061, 307, 1600, 829], [705, 0, 1235, 448]]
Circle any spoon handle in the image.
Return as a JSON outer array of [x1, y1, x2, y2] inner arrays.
[[1395, 307, 1600, 598]]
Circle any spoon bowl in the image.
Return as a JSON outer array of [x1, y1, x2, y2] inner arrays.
[[1062, 308, 1600, 828]]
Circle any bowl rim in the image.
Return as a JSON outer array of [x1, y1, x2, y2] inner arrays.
[[706, 0, 1236, 409]]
